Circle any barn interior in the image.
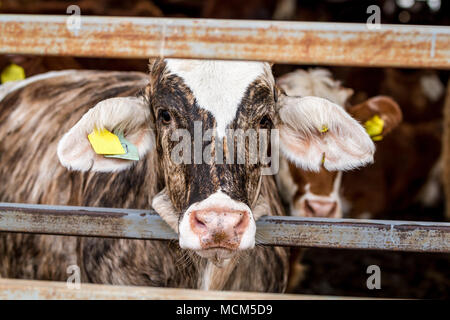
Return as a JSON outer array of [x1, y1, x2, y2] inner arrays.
[[0, 0, 448, 299]]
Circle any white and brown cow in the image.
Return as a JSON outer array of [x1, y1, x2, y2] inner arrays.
[[0, 59, 374, 291], [276, 68, 404, 292], [276, 68, 403, 219], [276, 69, 445, 292]]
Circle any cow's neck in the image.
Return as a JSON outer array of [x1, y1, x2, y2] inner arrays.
[[199, 256, 239, 291]]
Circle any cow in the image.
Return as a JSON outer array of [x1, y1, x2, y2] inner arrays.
[[275, 69, 446, 292], [0, 59, 375, 292], [275, 68, 401, 292], [341, 120, 442, 220], [276, 68, 402, 219]]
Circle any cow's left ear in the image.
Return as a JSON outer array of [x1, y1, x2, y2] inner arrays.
[[347, 95, 402, 138], [57, 96, 154, 172], [277, 95, 375, 172]]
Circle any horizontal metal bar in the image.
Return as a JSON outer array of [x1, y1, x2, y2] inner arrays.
[[0, 203, 449, 253], [0, 278, 365, 300], [0, 15, 449, 68]]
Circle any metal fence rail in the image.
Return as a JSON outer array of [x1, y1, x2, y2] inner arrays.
[[1, 203, 449, 253], [0, 14, 449, 68], [0, 278, 369, 300]]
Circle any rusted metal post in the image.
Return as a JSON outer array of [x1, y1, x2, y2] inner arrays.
[[0, 15, 449, 68], [0, 203, 449, 252]]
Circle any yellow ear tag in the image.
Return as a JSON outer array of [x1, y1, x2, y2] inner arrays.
[[88, 129, 126, 155], [371, 135, 383, 141], [320, 125, 329, 133], [1, 63, 26, 84], [364, 115, 384, 141]]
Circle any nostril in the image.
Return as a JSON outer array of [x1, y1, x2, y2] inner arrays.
[[304, 200, 315, 216], [192, 212, 208, 232], [195, 216, 206, 227], [235, 212, 245, 229], [327, 202, 338, 217]]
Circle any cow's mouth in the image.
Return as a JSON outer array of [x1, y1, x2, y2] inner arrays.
[[195, 248, 236, 266]]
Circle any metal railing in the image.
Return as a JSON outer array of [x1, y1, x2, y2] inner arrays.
[[0, 278, 368, 300], [0, 15, 449, 68], [0, 203, 449, 253]]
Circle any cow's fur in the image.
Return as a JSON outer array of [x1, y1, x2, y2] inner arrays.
[[277, 68, 353, 108], [277, 68, 402, 219], [0, 69, 288, 291], [277, 68, 442, 221], [0, 61, 376, 292]]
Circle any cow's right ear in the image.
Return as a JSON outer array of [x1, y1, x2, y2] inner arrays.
[[277, 95, 375, 172], [57, 96, 154, 172]]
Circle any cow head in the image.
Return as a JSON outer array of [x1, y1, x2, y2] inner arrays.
[[277, 68, 402, 218], [57, 60, 375, 261]]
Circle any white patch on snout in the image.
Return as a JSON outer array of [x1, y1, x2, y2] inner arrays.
[[291, 171, 343, 218], [165, 59, 272, 138], [178, 190, 256, 251]]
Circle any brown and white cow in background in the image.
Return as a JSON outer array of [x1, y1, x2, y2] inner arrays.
[[276, 69, 403, 292], [330, 67, 445, 218], [276, 69, 402, 219], [276, 68, 445, 291], [0, 59, 375, 292]]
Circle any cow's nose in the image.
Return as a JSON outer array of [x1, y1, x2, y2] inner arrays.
[[304, 199, 338, 218], [190, 208, 249, 250]]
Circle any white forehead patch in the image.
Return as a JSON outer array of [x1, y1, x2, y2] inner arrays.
[[165, 59, 272, 138]]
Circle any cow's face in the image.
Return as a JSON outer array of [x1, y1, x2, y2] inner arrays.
[[283, 162, 342, 218], [147, 59, 277, 259], [276, 69, 402, 219], [58, 59, 376, 262]]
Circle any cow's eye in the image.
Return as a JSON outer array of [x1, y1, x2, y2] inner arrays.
[[158, 110, 171, 124], [259, 115, 272, 129]]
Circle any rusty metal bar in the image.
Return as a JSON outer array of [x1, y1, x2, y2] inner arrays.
[[0, 278, 367, 300], [0, 203, 449, 253], [0, 15, 449, 68]]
